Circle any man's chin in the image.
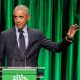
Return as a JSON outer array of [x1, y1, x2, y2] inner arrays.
[[16, 26, 24, 29]]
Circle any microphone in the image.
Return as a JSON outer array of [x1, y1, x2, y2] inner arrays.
[[24, 57, 26, 67], [12, 55, 15, 67], [12, 41, 18, 67], [12, 45, 16, 67]]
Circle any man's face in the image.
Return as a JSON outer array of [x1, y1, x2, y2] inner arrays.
[[14, 9, 30, 29]]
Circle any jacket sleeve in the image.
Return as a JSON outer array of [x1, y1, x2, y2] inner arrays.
[[40, 33, 72, 53], [0, 33, 5, 66]]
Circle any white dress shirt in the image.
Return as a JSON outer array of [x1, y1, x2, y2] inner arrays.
[[15, 25, 28, 49]]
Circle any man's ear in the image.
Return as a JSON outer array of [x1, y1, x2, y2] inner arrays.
[[27, 15, 30, 20]]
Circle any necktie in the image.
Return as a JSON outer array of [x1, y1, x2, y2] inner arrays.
[[18, 29, 26, 58]]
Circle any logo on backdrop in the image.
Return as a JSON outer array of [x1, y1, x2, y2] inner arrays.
[[13, 74, 28, 80]]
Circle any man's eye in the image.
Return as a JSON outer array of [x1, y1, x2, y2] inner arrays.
[[19, 16, 23, 18], [14, 16, 17, 18]]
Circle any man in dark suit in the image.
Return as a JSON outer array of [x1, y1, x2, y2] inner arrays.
[[0, 5, 78, 67]]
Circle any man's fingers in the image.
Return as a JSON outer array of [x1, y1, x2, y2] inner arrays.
[[70, 24, 78, 31], [72, 24, 78, 28]]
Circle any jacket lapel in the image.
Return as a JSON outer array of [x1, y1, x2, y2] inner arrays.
[[24, 27, 33, 59], [11, 27, 20, 57]]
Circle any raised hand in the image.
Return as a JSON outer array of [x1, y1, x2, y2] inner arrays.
[[67, 24, 78, 39]]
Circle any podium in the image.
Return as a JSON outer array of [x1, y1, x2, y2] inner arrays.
[[2, 67, 44, 80]]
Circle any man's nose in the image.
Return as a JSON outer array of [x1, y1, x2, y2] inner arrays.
[[16, 18, 20, 23]]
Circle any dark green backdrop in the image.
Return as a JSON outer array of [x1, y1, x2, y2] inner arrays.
[[0, 0, 80, 80]]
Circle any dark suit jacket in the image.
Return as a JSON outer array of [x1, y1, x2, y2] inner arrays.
[[0, 27, 71, 67]]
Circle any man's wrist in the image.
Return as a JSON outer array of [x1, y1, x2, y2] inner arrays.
[[66, 34, 73, 42]]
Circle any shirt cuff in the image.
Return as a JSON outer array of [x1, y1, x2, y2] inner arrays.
[[65, 35, 73, 42]]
